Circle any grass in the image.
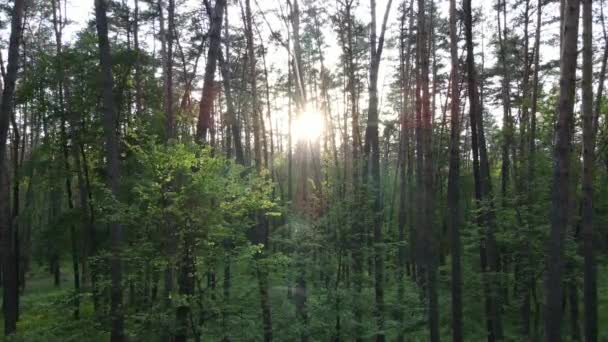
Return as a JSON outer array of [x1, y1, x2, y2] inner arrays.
[[0, 260, 607, 341], [1, 265, 107, 341]]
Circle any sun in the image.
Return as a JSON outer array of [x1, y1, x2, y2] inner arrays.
[[292, 106, 324, 143]]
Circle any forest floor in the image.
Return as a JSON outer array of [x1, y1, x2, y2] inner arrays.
[[2, 266, 105, 341], [2, 260, 608, 341]]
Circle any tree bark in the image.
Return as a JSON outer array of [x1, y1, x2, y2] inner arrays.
[[581, 0, 597, 340], [164, 0, 175, 139], [497, 0, 513, 202], [545, 0, 579, 340], [416, 0, 440, 340], [397, 2, 414, 340], [94, 0, 125, 340], [217, 6, 244, 163], [196, 0, 227, 143], [51, 0, 81, 319], [464, 0, 503, 340], [134, 0, 143, 116], [366, 1, 392, 340], [0, 0, 25, 335], [448, 0, 462, 339]]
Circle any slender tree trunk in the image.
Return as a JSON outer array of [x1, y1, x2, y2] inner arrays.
[[94, 0, 125, 340], [595, 0, 608, 136], [581, 0, 597, 340], [10, 70, 21, 324], [416, 0, 439, 340], [164, 0, 175, 139], [51, 0, 80, 319], [339, 1, 364, 338], [196, 0, 227, 143], [74, 143, 92, 284], [520, 0, 531, 180], [523, 1, 542, 334], [288, 1, 310, 339], [464, 0, 503, 340], [396, 2, 413, 340], [365, 1, 393, 340], [405, 0, 416, 282], [497, 0, 513, 202], [448, 0, 462, 339], [288, 56, 293, 204], [0, 0, 25, 335], [218, 7, 244, 164], [134, 0, 143, 116], [545, 0, 579, 340], [217, 9, 238, 331], [79, 141, 99, 309], [245, 1, 272, 340]]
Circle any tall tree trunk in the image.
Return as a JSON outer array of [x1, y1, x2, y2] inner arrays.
[[164, 0, 175, 139], [245, 0, 262, 170], [397, 2, 414, 340], [176, 0, 224, 324], [448, 0, 462, 339], [405, 0, 416, 283], [464, 0, 503, 340], [519, 0, 531, 182], [416, 0, 439, 340], [51, 0, 80, 319], [0, 0, 25, 335], [581, 0, 597, 340], [260, 42, 274, 169], [10, 61, 21, 324], [288, 1, 309, 339], [339, 0, 364, 338], [79, 140, 99, 309], [497, 0, 513, 202], [245, 1, 272, 340], [134, 0, 143, 116], [196, 0, 227, 143], [523, 0, 542, 334], [529, 0, 541, 183], [218, 5, 244, 163], [94, 0, 125, 340], [365, 1, 393, 340], [595, 0, 608, 137], [545, 0, 579, 340]]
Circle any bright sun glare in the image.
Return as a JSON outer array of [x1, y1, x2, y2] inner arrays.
[[292, 107, 324, 143]]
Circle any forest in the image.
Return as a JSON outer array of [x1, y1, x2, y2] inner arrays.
[[0, 0, 607, 340]]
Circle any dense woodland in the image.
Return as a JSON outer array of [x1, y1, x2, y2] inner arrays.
[[0, 0, 607, 340]]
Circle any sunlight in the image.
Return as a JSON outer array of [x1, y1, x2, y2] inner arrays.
[[292, 106, 324, 143]]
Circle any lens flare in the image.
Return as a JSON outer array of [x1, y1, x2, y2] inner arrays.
[[292, 106, 324, 143]]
